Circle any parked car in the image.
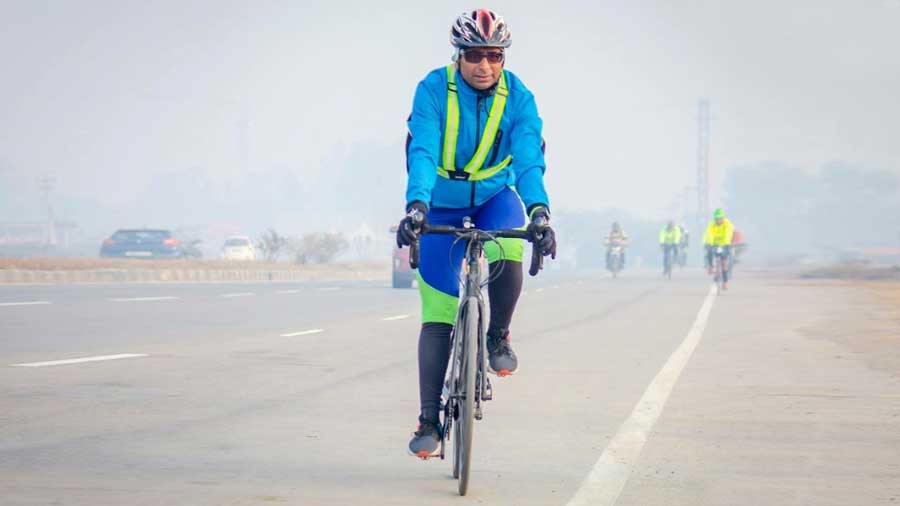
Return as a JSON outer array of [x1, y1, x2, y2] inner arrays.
[[179, 238, 204, 259], [389, 226, 415, 288], [100, 229, 185, 259], [222, 236, 256, 261]]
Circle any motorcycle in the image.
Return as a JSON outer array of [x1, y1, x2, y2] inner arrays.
[[607, 245, 624, 278]]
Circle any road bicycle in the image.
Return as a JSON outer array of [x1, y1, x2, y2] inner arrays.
[[409, 215, 544, 496], [662, 245, 675, 279], [712, 245, 730, 293]]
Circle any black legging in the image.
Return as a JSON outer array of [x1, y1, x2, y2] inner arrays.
[[706, 246, 733, 283], [417, 259, 523, 422]]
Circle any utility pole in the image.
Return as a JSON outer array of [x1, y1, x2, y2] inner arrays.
[[36, 176, 57, 246], [237, 113, 250, 176], [696, 98, 710, 235]]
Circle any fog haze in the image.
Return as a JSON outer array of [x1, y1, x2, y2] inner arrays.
[[2, 1, 899, 259]]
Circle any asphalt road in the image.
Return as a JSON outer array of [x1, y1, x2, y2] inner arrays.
[[1, 269, 898, 505]]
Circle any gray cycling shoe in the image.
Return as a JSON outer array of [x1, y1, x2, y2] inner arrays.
[[487, 332, 518, 376], [408, 416, 442, 459]]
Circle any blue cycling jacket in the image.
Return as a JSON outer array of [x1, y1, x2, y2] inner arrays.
[[405, 66, 550, 212]]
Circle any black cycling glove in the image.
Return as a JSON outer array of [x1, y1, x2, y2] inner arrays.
[[527, 206, 556, 259], [396, 200, 428, 248]]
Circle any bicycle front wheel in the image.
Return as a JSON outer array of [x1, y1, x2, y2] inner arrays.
[[453, 296, 478, 496]]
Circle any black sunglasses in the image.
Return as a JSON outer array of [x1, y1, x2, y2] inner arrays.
[[461, 50, 504, 64]]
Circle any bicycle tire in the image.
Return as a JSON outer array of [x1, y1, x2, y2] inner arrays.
[[715, 256, 724, 293], [454, 296, 478, 496], [664, 248, 672, 279]]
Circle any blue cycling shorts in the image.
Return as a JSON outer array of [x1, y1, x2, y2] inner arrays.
[[417, 187, 526, 324]]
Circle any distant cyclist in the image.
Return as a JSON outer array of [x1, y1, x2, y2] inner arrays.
[[732, 228, 747, 265], [659, 221, 682, 275], [677, 223, 690, 266], [703, 208, 735, 289], [604, 221, 629, 270], [396, 9, 556, 459]]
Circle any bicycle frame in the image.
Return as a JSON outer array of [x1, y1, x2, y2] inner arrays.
[[407, 216, 542, 495], [713, 246, 729, 292]]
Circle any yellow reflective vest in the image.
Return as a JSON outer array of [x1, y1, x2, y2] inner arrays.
[[659, 226, 682, 245], [703, 219, 735, 246], [437, 65, 512, 182]]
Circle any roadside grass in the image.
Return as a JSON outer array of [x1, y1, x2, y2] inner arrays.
[[801, 262, 900, 281]]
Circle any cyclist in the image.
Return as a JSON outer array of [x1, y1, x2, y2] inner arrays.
[[703, 208, 735, 289], [659, 220, 682, 274], [395, 9, 556, 459], [604, 221, 629, 270], [677, 223, 690, 266], [732, 228, 746, 265]]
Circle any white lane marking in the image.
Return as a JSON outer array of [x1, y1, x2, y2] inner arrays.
[[280, 329, 325, 337], [535, 288, 545, 293], [381, 314, 410, 321], [0, 301, 52, 307], [220, 292, 255, 298], [276, 289, 301, 294], [108, 296, 179, 302], [317, 287, 341, 291], [550, 284, 561, 289], [10, 353, 149, 367], [566, 285, 717, 506]]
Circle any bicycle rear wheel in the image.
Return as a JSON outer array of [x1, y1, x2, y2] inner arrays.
[[715, 257, 724, 293], [453, 296, 478, 496], [664, 249, 672, 278]]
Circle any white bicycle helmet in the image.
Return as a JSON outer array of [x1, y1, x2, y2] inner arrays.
[[450, 9, 512, 49]]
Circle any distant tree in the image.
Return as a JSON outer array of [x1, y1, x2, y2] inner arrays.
[[290, 232, 349, 264], [257, 229, 288, 262], [723, 161, 900, 259]]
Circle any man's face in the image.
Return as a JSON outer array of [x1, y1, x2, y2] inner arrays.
[[458, 48, 505, 90], [715, 217, 724, 226]]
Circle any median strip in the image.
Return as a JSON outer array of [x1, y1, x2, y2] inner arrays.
[[565, 285, 717, 506], [10, 353, 149, 367]]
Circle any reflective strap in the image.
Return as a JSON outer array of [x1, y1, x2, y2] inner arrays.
[[463, 71, 507, 173], [437, 155, 511, 181], [468, 155, 512, 181], [442, 65, 459, 177], [437, 65, 510, 181]]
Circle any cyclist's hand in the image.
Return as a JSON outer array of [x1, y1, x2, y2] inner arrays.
[[396, 201, 428, 248], [527, 206, 556, 259]]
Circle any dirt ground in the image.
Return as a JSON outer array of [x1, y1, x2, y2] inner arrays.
[[805, 280, 900, 379]]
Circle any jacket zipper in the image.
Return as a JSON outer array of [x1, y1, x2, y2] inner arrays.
[[471, 96, 485, 207], [487, 129, 503, 167]]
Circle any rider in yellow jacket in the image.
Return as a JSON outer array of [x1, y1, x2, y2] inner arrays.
[[703, 208, 735, 287], [659, 221, 682, 274]]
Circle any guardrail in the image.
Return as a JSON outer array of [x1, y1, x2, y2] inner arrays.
[[0, 267, 387, 284]]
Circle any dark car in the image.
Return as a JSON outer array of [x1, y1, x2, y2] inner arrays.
[[389, 226, 415, 288], [100, 229, 185, 259]]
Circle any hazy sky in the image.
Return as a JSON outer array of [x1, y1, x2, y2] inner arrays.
[[2, 0, 899, 225]]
